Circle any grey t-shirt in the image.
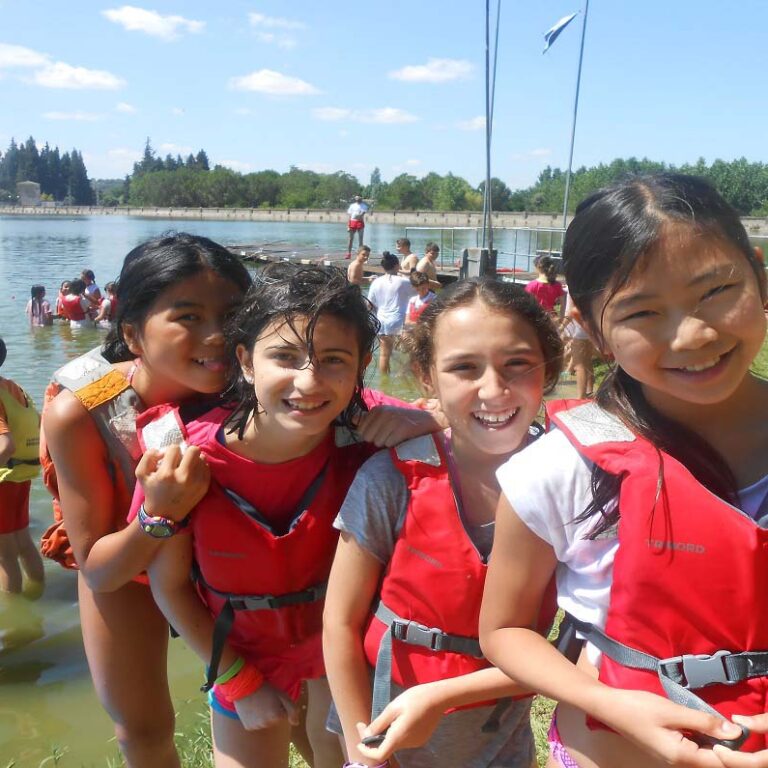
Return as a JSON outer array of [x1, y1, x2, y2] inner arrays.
[[331, 448, 535, 768]]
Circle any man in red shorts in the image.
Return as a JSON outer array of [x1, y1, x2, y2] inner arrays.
[[0, 339, 45, 595], [346, 195, 369, 257]]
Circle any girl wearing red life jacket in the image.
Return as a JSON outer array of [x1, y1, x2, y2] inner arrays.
[[134, 264, 441, 768], [480, 174, 768, 768], [323, 279, 563, 767], [42, 233, 253, 768]]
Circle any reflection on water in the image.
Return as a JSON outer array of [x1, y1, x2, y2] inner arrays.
[[0, 215, 423, 764]]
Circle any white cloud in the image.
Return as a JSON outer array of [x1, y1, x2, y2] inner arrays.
[[312, 107, 418, 124], [116, 101, 136, 113], [32, 62, 125, 89], [0, 43, 49, 68], [229, 69, 320, 96], [43, 111, 104, 121], [404, 159, 422, 167], [102, 6, 205, 40], [255, 31, 297, 50], [530, 148, 552, 157], [171, 106, 185, 115], [457, 115, 486, 131], [220, 159, 253, 173], [389, 58, 473, 83], [297, 162, 335, 173], [248, 13, 305, 30]]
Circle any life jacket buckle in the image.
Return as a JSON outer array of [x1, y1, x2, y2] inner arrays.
[[391, 619, 445, 651], [659, 650, 735, 689]]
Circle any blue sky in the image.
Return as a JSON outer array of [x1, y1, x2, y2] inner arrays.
[[1, 0, 766, 190]]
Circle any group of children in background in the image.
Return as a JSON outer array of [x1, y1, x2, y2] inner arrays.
[[25, 269, 117, 329], [3, 173, 765, 768]]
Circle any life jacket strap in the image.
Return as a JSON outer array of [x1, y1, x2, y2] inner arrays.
[[371, 601, 483, 720], [560, 612, 768, 720], [199, 576, 327, 693], [5, 458, 41, 468]]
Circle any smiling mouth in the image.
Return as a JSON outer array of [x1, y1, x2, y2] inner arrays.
[[284, 399, 328, 412], [673, 349, 732, 373], [193, 358, 226, 371], [472, 408, 520, 428]]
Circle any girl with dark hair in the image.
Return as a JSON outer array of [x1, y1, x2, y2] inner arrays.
[[131, 263, 440, 768], [58, 277, 94, 328], [480, 174, 768, 766], [525, 255, 566, 317], [324, 278, 563, 767], [25, 284, 53, 327], [40, 232, 253, 768]]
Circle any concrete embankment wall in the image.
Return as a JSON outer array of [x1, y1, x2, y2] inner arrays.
[[4, 205, 768, 235]]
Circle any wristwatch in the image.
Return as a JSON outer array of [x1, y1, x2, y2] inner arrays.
[[137, 504, 188, 538]]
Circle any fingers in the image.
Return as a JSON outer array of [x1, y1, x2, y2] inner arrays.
[[356, 721, 395, 762], [713, 744, 768, 767], [135, 448, 163, 480], [732, 714, 768, 733]]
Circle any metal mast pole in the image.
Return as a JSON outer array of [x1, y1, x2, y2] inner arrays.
[[483, 0, 494, 252], [561, 0, 590, 229]]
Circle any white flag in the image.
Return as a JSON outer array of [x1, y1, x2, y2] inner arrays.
[[543, 12, 579, 53]]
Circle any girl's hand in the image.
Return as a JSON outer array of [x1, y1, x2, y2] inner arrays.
[[355, 683, 445, 761], [712, 714, 768, 766], [233, 683, 299, 731], [599, 689, 742, 767], [355, 402, 446, 447], [135, 444, 210, 522]]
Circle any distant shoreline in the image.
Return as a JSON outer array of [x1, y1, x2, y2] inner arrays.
[[4, 205, 767, 235]]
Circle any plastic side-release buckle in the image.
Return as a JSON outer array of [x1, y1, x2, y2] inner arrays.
[[392, 619, 445, 651], [660, 650, 735, 689]]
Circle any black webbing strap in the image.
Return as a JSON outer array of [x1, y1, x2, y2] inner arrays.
[[199, 581, 328, 693], [371, 602, 484, 720], [562, 613, 768, 718]]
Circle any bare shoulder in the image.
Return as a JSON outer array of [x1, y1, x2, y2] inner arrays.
[[43, 387, 95, 437]]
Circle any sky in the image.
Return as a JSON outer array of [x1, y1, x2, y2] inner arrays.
[[0, 0, 766, 190]]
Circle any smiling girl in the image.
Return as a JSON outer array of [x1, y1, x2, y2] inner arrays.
[[41, 233, 252, 767], [480, 174, 768, 767], [131, 264, 439, 768], [323, 279, 562, 768]]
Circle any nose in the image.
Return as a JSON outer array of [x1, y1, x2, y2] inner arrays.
[[669, 313, 718, 352], [478, 366, 509, 400], [293, 360, 322, 392], [202, 319, 226, 346]]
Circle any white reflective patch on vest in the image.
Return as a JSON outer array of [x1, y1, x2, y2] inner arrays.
[[557, 402, 635, 446], [56, 353, 103, 388], [142, 410, 187, 453], [395, 435, 441, 466]]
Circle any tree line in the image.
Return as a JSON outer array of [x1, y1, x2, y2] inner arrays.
[[0, 137, 95, 205], [2, 136, 767, 216]]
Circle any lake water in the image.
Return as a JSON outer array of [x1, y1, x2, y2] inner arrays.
[[0, 214, 439, 766]]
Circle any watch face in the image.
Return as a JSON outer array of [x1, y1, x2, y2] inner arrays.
[[142, 521, 174, 538]]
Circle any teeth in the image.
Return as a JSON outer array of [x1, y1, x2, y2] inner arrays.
[[286, 399, 324, 411], [681, 356, 721, 372], [473, 408, 519, 425]]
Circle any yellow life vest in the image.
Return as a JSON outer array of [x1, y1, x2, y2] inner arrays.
[[0, 385, 41, 483]]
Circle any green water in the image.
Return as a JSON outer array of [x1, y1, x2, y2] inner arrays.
[[0, 215, 428, 766]]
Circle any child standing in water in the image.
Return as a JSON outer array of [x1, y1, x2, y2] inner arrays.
[[0, 338, 45, 595], [25, 285, 53, 327], [41, 233, 253, 768], [132, 264, 440, 768], [323, 279, 562, 767], [480, 174, 768, 767]]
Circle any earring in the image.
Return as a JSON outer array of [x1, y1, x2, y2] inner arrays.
[[243, 371, 254, 384]]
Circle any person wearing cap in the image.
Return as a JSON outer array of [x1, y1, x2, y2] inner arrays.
[[346, 195, 370, 257]]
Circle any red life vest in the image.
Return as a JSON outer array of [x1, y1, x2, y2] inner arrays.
[[59, 294, 86, 321], [364, 434, 491, 692], [548, 399, 768, 751], [364, 431, 555, 713], [137, 405, 370, 696]]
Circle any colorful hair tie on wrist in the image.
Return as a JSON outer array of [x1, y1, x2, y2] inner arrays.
[[214, 656, 244, 686], [216, 662, 264, 702]]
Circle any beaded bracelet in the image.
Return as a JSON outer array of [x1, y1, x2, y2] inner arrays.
[[214, 656, 244, 686]]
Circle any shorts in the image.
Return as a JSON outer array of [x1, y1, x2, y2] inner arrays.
[[209, 687, 240, 720], [0, 480, 31, 534], [548, 710, 581, 768], [378, 318, 404, 337], [348, 219, 365, 231]]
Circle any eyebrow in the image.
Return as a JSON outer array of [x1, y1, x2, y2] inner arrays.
[[440, 346, 538, 363], [170, 300, 204, 309]]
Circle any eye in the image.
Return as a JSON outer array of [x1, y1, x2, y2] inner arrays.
[[620, 309, 657, 322], [176, 313, 200, 322], [702, 283, 733, 300]]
